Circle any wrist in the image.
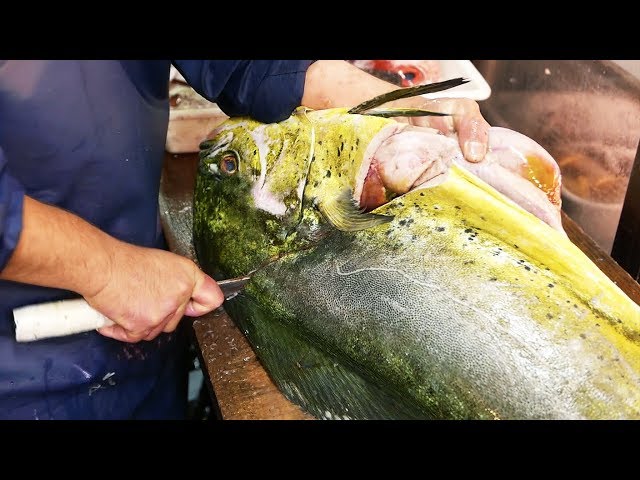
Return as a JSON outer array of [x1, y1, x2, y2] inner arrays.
[[74, 231, 118, 299]]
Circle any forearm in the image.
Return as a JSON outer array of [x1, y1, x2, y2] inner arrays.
[[301, 60, 403, 110], [1, 195, 113, 297]]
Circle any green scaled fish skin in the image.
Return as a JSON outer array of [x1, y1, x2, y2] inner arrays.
[[194, 107, 640, 420]]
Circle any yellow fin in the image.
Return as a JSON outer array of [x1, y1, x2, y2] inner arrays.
[[318, 189, 393, 232]]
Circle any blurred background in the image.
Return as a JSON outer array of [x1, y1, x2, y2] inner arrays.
[[471, 60, 640, 281]]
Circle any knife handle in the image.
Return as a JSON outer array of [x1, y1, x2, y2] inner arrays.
[[13, 298, 115, 342]]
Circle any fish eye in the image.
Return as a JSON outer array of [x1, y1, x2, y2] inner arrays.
[[220, 152, 238, 175]]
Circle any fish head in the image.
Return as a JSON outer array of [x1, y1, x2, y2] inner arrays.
[[194, 109, 323, 276], [193, 106, 404, 276]]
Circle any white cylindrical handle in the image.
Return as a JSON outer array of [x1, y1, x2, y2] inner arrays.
[[13, 299, 115, 342]]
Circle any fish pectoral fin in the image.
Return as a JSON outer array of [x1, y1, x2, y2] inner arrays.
[[317, 189, 394, 232]]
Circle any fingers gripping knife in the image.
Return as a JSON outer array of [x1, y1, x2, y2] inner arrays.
[[12, 276, 251, 342]]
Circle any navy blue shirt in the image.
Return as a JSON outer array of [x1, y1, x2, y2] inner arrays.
[[0, 60, 313, 419]]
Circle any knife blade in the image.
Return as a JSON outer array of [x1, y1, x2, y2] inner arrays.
[[13, 275, 252, 343], [217, 275, 251, 299]]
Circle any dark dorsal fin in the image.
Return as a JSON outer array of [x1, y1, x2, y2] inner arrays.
[[363, 108, 451, 118], [348, 77, 470, 114]]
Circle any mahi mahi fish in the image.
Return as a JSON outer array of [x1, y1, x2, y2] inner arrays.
[[193, 79, 640, 419]]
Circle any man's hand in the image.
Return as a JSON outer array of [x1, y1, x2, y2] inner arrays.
[[302, 60, 490, 163], [89, 242, 223, 343], [402, 96, 490, 163], [1, 196, 223, 343]]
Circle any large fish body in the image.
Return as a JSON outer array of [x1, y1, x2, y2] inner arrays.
[[193, 106, 640, 419]]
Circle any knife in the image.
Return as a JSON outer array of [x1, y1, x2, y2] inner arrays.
[[13, 275, 251, 343]]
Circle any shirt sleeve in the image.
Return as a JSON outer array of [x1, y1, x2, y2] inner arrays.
[[172, 60, 315, 123], [0, 147, 25, 270]]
